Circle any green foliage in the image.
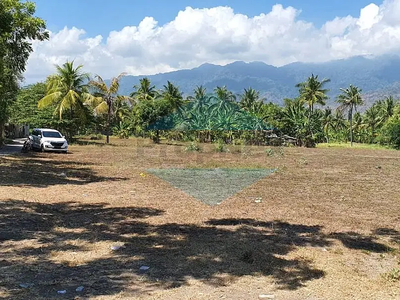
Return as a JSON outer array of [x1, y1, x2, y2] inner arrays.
[[112, 121, 131, 139], [379, 111, 400, 149], [0, 0, 48, 143], [90, 134, 104, 140], [265, 148, 274, 156], [185, 142, 201, 152], [214, 140, 228, 152], [37, 62, 98, 140], [88, 73, 129, 143], [336, 84, 364, 146], [296, 74, 330, 113], [11, 66, 400, 150], [9, 83, 55, 128]]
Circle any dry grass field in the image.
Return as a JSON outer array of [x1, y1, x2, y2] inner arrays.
[[0, 137, 399, 299]]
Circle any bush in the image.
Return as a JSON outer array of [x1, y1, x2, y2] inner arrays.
[[90, 134, 104, 140], [214, 140, 228, 152], [185, 142, 201, 152], [265, 148, 274, 156], [380, 117, 400, 149]]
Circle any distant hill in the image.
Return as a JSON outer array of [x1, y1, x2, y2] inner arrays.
[[116, 54, 400, 107]]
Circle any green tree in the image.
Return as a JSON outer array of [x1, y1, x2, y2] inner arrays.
[[380, 104, 400, 148], [188, 86, 210, 111], [130, 77, 159, 102], [114, 95, 131, 124], [10, 82, 52, 127], [0, 0, 48, 143], [212, 86, 237, 114], [87, 73, 128, 143], [38, 61, 92, 139], [161, 81, 185, 112], [336, 84, 364, 146], [131, 98, 172, 143], [240, 88, 264, 113], [296, 74, 330, 114], [364, 104, 383, 142], [376, 96, 396, 122]]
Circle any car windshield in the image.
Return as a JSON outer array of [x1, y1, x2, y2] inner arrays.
[[42, 131, 62, 138]]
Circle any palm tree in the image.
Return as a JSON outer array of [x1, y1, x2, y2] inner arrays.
[[296, 74, 330, 114], [161, 81, 185, 112], [188, 86, 211, 111], [130, 77, 159, 102], [336, 84, 364, 146], [378, 96, 396, 121], [193, 85, 207, 99], [114, 95, 131, 124], [87, 73, 128, 143], [364, 104, 383, 142], [321, 108, 334, 143], [38, 61, 91, 120], [214, 86, 236, 102], [212, 86, 237, 114], [240, 88, 265, 113]]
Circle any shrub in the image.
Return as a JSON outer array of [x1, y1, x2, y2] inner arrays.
[[380, 117, 400, 149], [265, 148, 274, 156], [90, 134, 104, 140], [185, 142, 201, 152], [214, 140, 228, 153]]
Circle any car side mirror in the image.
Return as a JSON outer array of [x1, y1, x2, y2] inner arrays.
[[38, 135, 42, 138], [62, 136, 65, 139]]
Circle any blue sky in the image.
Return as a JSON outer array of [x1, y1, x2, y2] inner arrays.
[[34, 0, 382, 37], [26, 0, 399, 82]]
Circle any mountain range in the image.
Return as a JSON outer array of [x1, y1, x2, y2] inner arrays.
[[117, 54, 400, 107]]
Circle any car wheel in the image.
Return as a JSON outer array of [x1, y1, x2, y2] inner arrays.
[[41, 144, 45, 152]]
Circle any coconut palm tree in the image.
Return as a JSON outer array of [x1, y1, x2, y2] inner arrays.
[[378, 96, 396, 121], [240, 88, 265, 113], [114, 95, 131, 124], [336, 84, 364, 146], [296, 74, 330, 114], [214, 86, 236, 102], [364, 104, 384, 142], [130, 77, 159, 102], [188, 86, 211, 112], [212, 86, 237, 114], [38, 61, 91, 120], [161, 81, 185, 112], [87, 73, 128, 143]]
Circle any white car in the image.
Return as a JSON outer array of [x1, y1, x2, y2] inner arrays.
[[30, 128, 68, 153]]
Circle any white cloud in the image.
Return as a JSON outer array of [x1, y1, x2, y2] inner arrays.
[[24, 0, 400, 84]]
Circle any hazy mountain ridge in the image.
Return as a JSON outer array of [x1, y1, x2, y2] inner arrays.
[[117, 54, 400, 106]]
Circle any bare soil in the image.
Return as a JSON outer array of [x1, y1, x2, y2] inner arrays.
[[0, 137, 399, 299]]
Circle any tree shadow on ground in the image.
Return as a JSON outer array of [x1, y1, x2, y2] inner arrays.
[[0, 155, 127, 187], [0, 201, 396, 299], [330, 232, 393, 253], [373, 228, 400, 245]]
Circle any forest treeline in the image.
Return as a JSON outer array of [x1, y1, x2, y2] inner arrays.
[[8, 61, 400, 149]]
